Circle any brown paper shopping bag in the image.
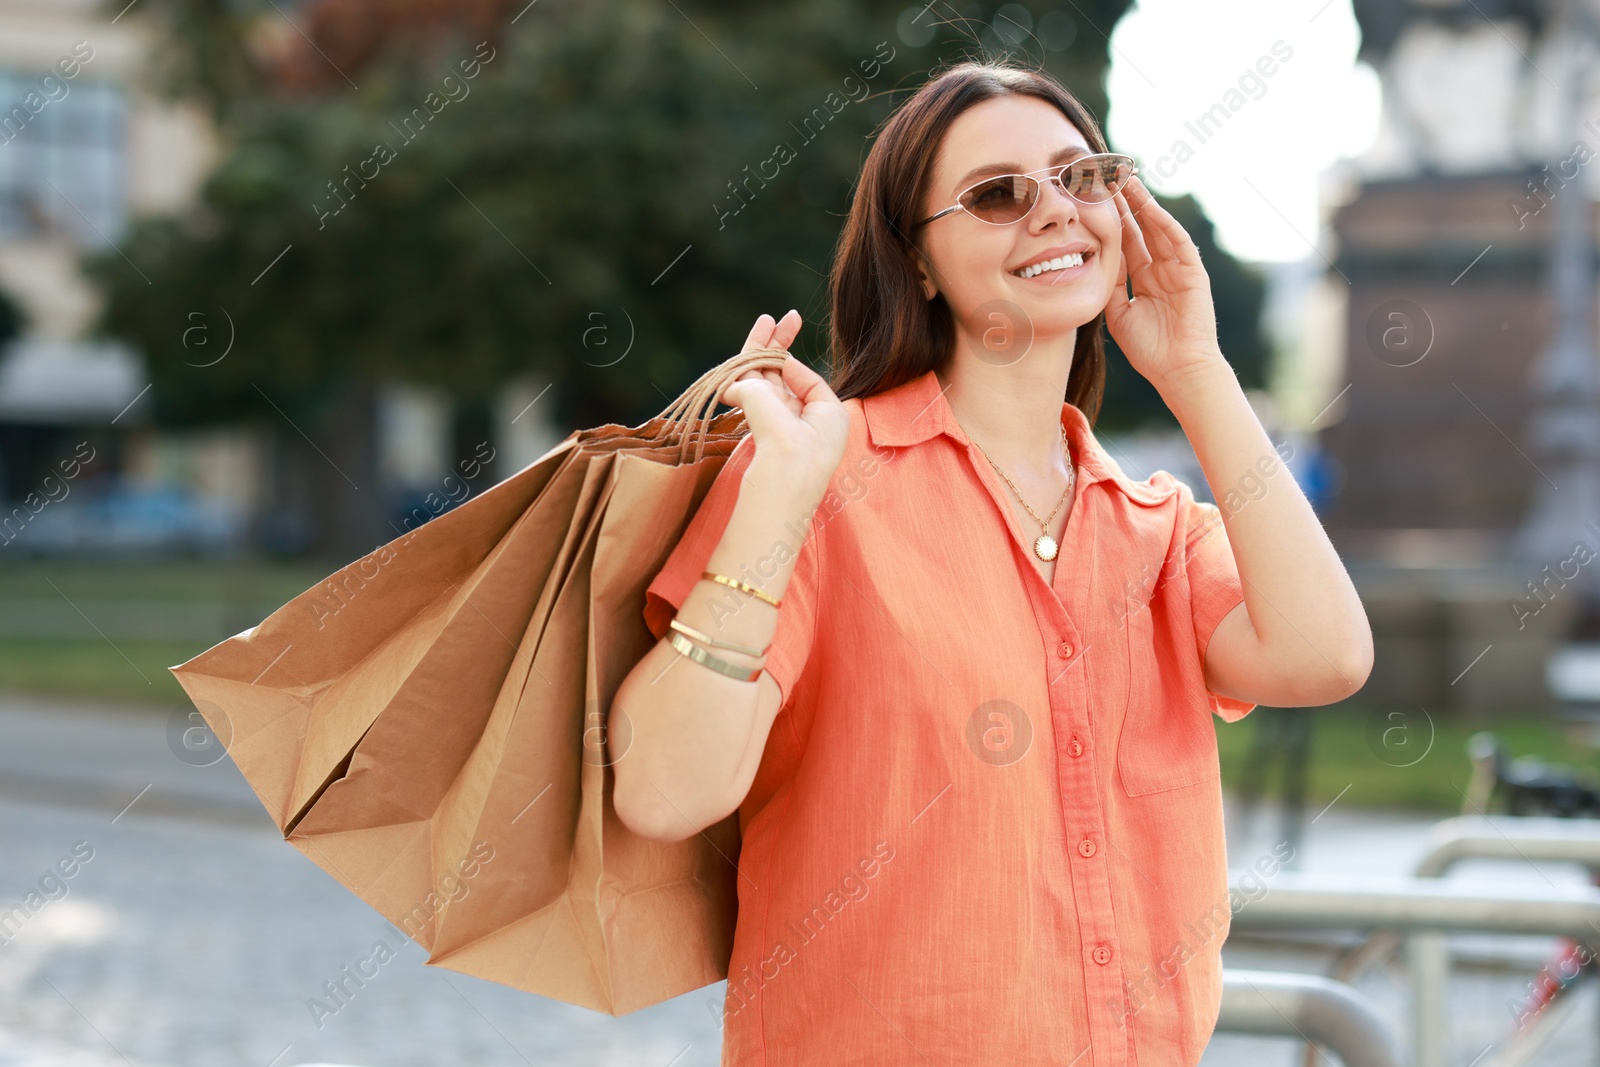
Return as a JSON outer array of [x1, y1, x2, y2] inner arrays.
[[171, 345, 790, 1014]]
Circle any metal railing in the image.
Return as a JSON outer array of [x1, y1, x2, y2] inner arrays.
[[1408, 816, 1600, 1067], [1230, 871, 1600, 934], [1218, 969, 1404, 1067], [1230, 867, 1600, 1067], [1414, 815, 1600, 878]]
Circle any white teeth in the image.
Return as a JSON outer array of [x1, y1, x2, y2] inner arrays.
[[1017, 252, 1085, 278]]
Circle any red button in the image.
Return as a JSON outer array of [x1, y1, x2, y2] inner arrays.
[[1058, 641, 1074, 659], [1092, 945, 1112, 965], [1078, 839, 1096, 858], [1068, 737, 1084, 758]]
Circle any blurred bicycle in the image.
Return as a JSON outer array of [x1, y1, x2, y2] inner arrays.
[[1462, 732, 1600, 1044]]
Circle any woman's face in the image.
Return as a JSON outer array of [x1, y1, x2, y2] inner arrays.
[[912, 94, 1122, 358]]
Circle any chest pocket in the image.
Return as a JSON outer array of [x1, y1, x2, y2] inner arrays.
[[1115, 599, 1220, 796]]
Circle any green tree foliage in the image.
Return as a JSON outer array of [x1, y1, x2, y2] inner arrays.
[[85, 0, 1261, 443]]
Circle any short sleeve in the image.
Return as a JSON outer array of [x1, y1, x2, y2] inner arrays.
[[642, 433, 820, 709], [1178, 482, 1255, 722]]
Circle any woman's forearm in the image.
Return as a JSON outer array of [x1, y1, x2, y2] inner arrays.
[[611, 461, 821, 840], [1157, 354, 1373, 702]]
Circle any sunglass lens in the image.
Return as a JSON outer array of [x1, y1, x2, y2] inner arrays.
[[1064, 157, 1133, 203], [960, 175, 1036, 223]]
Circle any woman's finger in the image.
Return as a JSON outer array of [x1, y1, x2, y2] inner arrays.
[[1116, 191, 1153, 280], [1104, 244, 1131, 322], [726, 310, 806, 409], [756, 308, 799, 355], [720, 356, 771, 407], [719, 374, 755, 407], [776, 353, 837, 410], [743, 313, 776, 354], [724, 314, 783, 405], [728, 366, 807, 437], [772, 308, 802, 350], [1128, 176, 1195, 262], [1123, 179, 1177, 263], [1124, 176, 1199, 267], [758, 369, 792, 410], [764, 311, 803, 408]]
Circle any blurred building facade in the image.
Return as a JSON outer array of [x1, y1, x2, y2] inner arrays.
[[1318, 0, 1600, 713], [0, 0, 226, 550], [0, 0, 557, 559]]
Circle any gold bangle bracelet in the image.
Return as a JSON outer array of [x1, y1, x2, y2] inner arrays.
[[669, 616, 770, 658], [701, 570, 781, 609], [667, 630, 764, 682]]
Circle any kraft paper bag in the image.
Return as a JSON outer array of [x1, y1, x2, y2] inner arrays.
[[171, 346, 789, 1014]]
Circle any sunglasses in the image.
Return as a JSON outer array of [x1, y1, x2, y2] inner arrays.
[[914, 152, 1138, 229]]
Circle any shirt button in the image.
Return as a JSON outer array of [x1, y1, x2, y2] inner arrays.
[[1068, 737, 1084, 758], [1092, 945, 1113, 965], [1058, 641, 1074, 659], [1078, 839, 1097, 858]]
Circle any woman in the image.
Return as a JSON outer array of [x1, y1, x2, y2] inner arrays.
[[611, 58, 1372, 1067]]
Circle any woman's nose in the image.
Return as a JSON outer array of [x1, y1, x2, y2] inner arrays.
[[1031, 176, 1081, 225]]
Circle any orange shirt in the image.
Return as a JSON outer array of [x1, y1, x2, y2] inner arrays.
[[643, 367, 1255, 1066]]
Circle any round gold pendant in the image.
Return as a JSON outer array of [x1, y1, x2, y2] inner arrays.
[[1033, 533, 1058, 561]]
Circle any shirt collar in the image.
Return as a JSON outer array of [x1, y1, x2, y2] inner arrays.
[[860, 367, 1175, 507]]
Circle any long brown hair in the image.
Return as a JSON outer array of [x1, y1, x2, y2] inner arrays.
[[827, 59, 1111, 424]]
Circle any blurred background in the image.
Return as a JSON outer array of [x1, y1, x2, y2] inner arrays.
[[5, 0, 1600, 1063]]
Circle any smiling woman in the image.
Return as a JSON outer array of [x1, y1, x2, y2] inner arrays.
[[612, 55, 1371, 1067]]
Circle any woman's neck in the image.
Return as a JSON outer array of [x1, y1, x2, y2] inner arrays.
[[935, 349, 1075, 479]]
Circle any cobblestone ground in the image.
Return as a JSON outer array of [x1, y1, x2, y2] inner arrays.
[[0, 696, 1597, 1066], [0, 796, 730, 1067]]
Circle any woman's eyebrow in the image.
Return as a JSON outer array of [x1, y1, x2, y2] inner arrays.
[[951, 145, 1093, 191]]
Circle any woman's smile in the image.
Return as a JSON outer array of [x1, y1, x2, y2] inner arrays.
[[1009, 246, 1096, 284]]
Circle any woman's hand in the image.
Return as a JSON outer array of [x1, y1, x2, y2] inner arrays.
[[1103, 174, 1229, 395], [718, 310, 850, 506]]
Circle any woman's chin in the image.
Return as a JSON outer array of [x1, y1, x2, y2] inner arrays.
[[1018, 297, 1106, 333], [1014, 282, 1112, 323]]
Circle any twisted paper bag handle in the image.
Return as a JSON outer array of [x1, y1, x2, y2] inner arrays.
[[650, 345, 795, 465]]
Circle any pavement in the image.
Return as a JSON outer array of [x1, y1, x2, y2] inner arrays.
[[0, 693, 1596, 1066]]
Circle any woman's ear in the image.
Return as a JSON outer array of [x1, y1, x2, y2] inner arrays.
[[910, 248, 938, 301]]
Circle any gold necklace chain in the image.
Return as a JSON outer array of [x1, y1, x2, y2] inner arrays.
[[970, 425, 1075, 562]]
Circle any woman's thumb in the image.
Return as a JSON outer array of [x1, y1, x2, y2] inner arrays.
[[723, 375, 788, 438]]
